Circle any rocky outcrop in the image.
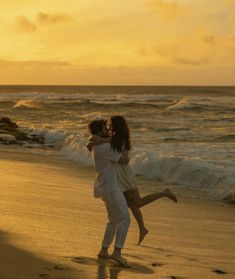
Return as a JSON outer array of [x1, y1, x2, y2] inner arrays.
[[0, 117, 45, 145]]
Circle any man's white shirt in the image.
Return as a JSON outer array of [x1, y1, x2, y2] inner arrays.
[[92, 143, 121, 198]]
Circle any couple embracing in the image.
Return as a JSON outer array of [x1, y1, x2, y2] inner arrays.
[[87, 115, 177, 268]]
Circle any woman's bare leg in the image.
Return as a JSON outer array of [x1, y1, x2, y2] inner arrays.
[[133, 188, 177, 208], [124, 191, 148, 245], [123, 188, 177, 244], [129, 204, 149, 245]]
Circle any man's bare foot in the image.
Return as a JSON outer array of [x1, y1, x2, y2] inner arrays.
[[138, 228, 149, 245], [111, 247, 130, 268], [111, 253, 130, 268], [97, 247, 110, 259], [163, 188, 178, 203]]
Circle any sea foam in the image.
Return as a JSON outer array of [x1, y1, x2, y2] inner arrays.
[[31, 127, 235, 203]]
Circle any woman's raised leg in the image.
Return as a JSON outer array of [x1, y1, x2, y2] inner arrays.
[[132, 188, 177, 208], [124, 190, 148, 245]]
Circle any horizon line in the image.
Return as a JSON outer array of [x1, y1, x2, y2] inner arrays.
[[0, 84, 235, 87]]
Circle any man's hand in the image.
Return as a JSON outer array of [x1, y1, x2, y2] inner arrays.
[[86, 140, 94, 152], [87, 135, 103, 152], [89, 135, 104, 144], [118, 150, 129, 164]]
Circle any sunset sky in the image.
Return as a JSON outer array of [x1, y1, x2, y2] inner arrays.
[[0, 0, 234, 85]]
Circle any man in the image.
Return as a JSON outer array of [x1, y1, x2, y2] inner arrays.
[[88, 119, 131, 268]]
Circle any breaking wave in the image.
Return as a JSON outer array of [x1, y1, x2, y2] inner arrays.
[[28, 127, 235, 203]]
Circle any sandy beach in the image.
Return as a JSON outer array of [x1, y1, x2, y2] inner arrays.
[[0, 147, 234, 279]]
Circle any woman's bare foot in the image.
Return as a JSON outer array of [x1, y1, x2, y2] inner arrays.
[[163, 188, 178, 203], [138, 228, 149, 245]]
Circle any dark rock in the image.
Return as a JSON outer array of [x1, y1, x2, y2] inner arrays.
[[15, 132, 30, 141], [0, 123, 16, 132], [0, 140, 19, 145], [0, 118, 45, 146], [29, 134, 45, 144], [0, 117, 18, 128]]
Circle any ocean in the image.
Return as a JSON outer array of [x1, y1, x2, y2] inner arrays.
[[0, 85, 234, 202]]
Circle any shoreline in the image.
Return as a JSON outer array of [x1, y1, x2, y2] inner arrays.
[[0, 145, 220, 202], [0, 146, 235, 278]]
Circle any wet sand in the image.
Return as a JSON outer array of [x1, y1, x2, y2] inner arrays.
[[0, 147, 234, 279]]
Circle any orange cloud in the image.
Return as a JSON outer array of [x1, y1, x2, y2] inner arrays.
[[8, 12, 71, 33], [139, 43, 210, 66], [200, 33, 235, 47], [0, 60, 233, 85], [201, 34, 217, 45], [0, 60, 72, 68], [37, 12, 71, 25], [146, 0, 179, 18], [224, 0, 235, 5], [174, 57, 209, 66], [157, 45, 209, 66], [137, 44, 180, 58], [154, 44, 180, 57], [14, 16, 37, 32], [138, 47, 148, 57]]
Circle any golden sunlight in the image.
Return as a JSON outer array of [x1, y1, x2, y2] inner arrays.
[[0, 0, 234, 85]]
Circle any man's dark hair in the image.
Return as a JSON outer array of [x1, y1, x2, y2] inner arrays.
[[88, 119, 106, 135]]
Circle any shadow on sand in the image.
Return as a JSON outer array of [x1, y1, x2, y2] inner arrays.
[[0, 230, 154, 279], [0, 230, 84, 279], [67, 256, 154, 279]]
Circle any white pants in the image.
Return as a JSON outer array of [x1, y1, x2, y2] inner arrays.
[[102, 189, 130, 249]]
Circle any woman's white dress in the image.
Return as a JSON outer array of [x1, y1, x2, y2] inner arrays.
[[116, 163, 137, 192]]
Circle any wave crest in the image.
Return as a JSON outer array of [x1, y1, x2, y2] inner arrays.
[[14, 98, 41, 109], [130, 150, 234, 202]]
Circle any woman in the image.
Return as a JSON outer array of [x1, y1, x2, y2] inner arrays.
[[88, 115, 177, 245]]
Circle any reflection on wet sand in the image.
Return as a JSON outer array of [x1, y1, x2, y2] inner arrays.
[[69, 256, 154, 279]]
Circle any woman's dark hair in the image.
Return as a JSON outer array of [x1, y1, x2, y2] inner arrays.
[[110, 115, 131, 152]]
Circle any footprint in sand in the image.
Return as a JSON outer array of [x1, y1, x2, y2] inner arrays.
[[151, 262, 165, 267], [44, 266, 67, 271], [157, 248, 165, 252], [44, 267, 52, 271], [39, 274, 49, 278], [212, 269, 227, 274], [186, 257, 198, 262], [54, 265, 66, 270], [65, 256, 101, 267], [71, 257, 85, 264], [40, 265, 71, 279]]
